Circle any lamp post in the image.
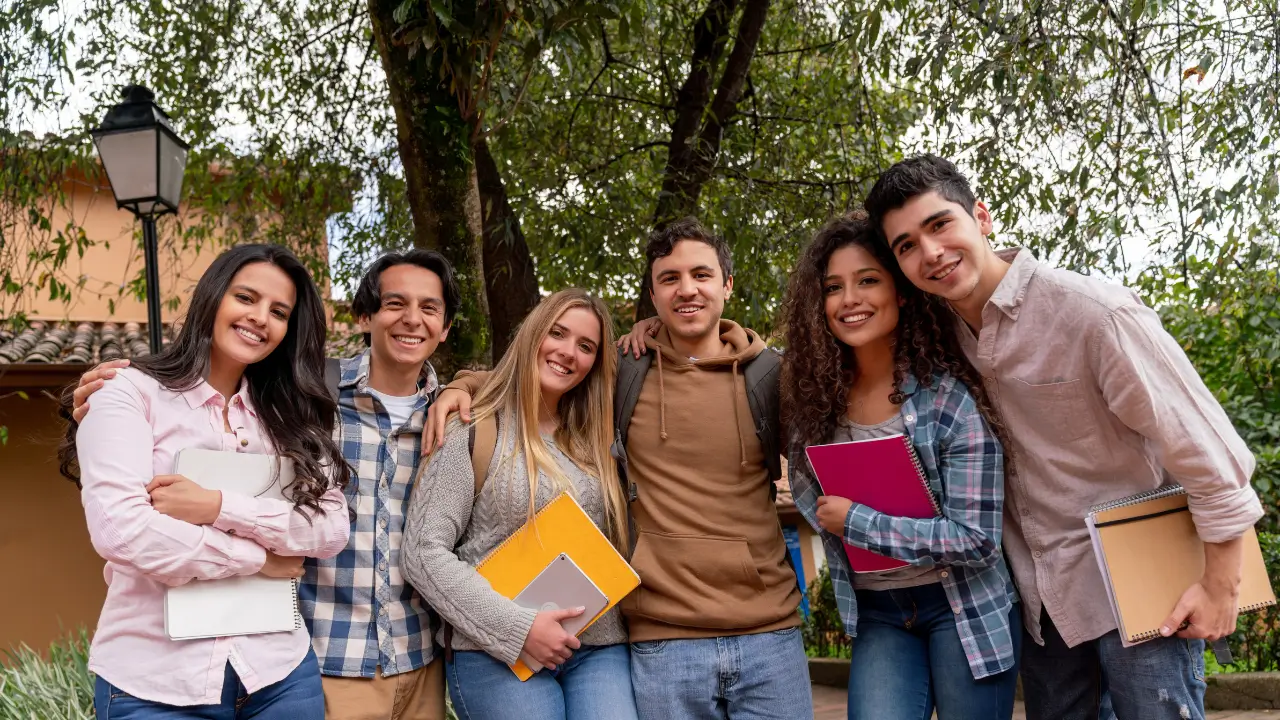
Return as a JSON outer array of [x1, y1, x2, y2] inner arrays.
[[90, 85, 190, 354]]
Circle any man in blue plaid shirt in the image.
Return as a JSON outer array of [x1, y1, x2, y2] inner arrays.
[[300, 249, 460, 720]]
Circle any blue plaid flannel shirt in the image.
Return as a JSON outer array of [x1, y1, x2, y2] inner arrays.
[[788, 371, 1019, 679], [299, 350, 439, 678]]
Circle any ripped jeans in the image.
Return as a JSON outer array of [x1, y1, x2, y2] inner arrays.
[[1021, 608, 1205, 720]]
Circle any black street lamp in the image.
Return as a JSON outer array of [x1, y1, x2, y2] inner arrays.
[[90, 84, 190, 354]]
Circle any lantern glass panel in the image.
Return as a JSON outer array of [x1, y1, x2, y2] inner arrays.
[[93, 127, 158, 203]]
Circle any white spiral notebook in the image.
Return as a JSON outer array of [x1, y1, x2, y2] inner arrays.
[[164, 449, 303, 641]]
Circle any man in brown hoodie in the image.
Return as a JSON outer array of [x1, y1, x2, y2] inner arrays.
[[424, 219, 811, 719]]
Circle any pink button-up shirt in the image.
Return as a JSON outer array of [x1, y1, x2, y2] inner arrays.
[[959, 249, 1261, 647], [77, 367, 349, 706]]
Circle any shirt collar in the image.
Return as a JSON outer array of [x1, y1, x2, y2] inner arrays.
[[180, 376, 257, 416], [987, 247, 1039, 321], [344, 348, 440, 400]]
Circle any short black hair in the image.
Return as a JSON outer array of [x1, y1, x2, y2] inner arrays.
[[351, 249, 461, 346], [644, 217, 733, 285], [864, 154, 978, 231]]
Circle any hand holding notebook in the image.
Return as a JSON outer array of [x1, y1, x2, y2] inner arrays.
[[805, 433, 939, 572], [1086, 485, 1276, 647]]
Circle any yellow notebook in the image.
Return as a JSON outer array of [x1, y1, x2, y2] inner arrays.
[[477, 492, 640, 680]]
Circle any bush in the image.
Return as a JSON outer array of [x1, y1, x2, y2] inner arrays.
[[0, 629, 462, 718], [801, 565, 852, 659], [0, 630, 94, 720], [1210, 531, 1280, 673]]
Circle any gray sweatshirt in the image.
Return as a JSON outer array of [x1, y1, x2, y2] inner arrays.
[[400, 419, 627, 665]]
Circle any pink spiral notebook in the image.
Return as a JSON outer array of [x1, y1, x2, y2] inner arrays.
[[805, 433, 940, 572]]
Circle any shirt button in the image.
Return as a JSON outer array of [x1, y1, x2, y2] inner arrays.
[[226, 529, 236, 536], [1033, 551, 1043, 558], [939, 570, 949, 578], [240, 438, 248, 447], [905, 415, 915, 422]]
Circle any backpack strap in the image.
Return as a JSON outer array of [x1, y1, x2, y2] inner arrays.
[[611, 349, 653, 494], [743, 347, 783, 485], [324, 357, 342, 402], [468, 414, 499, 498]]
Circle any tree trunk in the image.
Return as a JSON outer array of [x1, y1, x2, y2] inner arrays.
[[475, 137, 541, 362], [637, 0, 772, 321], [369, 0, 490, 372]]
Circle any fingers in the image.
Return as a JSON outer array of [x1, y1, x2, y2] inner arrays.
[[551, 606, 587, 622], [458, 393, 472, 423], [816, 496, 829, 507], [145, 475, 184, 492], [79, 360, 129, 387], [565, 634, 582, 650], [421, 407, 448, 456], [1160, 598, 1194, 638], [72, 401, 91, 424]]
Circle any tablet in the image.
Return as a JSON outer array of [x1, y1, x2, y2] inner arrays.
[[512, 553, 609, 638]]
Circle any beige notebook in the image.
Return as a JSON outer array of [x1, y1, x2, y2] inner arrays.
[[1086, 485, 1276, 646]]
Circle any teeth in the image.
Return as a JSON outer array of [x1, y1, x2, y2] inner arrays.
[[548, 361, 571, 376], [394, 336, 423, 345], [841, 313, 872, 323], [235, 327, 264, 343], [676, 307, 701, 314], [931, 261, 959, 281]]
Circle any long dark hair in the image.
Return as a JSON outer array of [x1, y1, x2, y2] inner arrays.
[[59, 244, 351, 516], [779, 212, 1010, 455]]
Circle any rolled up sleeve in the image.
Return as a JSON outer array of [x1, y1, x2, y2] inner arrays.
[[1093, 302, 1262, 542]]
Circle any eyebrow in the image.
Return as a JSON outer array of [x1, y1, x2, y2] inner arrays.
[[553, 323, 599, 346], [889, 209, 954, 251], [232, 284, 293, 311], [824, 267, 881, 282], [658, 264, 717, 278]]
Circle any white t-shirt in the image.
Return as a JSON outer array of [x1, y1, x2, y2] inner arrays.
[[368, 388, 419, 430]]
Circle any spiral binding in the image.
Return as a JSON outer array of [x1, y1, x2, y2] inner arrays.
[[901, 436, 942, 516], [1089, 484, 1186, 516], [290, 578, 303, 629]]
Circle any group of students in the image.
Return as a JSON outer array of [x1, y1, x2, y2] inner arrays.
[[61, 154, 1262, 720]]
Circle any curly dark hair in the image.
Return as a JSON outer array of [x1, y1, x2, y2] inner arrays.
[[780, 212, 1010, 456]]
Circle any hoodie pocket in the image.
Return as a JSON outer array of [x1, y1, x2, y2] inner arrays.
[[626, 531, 775, 630]]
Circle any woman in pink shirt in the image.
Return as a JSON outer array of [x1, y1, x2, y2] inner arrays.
[[58, 244, 352, 719]]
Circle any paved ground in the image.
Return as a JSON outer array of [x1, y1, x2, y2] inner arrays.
[[812, 684, 1278, 719]]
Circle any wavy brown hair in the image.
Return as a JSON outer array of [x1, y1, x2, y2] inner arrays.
[[780, 212, 1010, 455], [58, 244, 350, 518]]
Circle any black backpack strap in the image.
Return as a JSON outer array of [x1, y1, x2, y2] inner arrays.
[[743, 347, 783, 487], [324, 357, 342, 402]]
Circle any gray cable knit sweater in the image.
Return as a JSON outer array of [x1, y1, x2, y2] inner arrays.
[[400, 419, 628, 666]]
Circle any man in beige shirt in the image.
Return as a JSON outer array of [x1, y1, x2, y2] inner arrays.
[[864, 155, 1263, 720]]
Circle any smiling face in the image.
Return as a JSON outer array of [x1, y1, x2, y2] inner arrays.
[[210, 261, 296, 372], [649, 239, 733, 344], [881, 190, 995, 305], [537, 306, 602, 403], [359, 263, 451, 372], [823, 244, 902, 349]]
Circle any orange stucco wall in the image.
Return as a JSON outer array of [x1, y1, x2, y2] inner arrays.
[[0, 387, 107, 655]]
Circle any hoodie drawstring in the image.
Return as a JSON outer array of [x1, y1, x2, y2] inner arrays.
[[657, 351, 668, 440], [731, 359, 747, 468]]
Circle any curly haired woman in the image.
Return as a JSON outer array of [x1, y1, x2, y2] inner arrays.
[[780, 213, 1021, 720]]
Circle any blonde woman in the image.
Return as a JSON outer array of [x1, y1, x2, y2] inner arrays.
[[400, 289, 635, 720]]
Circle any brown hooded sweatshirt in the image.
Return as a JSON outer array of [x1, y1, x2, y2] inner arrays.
[[445, 320, 801, 641], [621, 320, 800, 641]]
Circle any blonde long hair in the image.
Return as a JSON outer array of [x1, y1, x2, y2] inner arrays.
[[467, 289, 627, 552]]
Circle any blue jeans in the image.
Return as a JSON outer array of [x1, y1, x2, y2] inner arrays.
[[93, 648, 323, 719], [630, 626, 813, 720], [446, 644, 638, 720], [846, 584, 1021, 720], [1021, 608, 1204, 720]]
